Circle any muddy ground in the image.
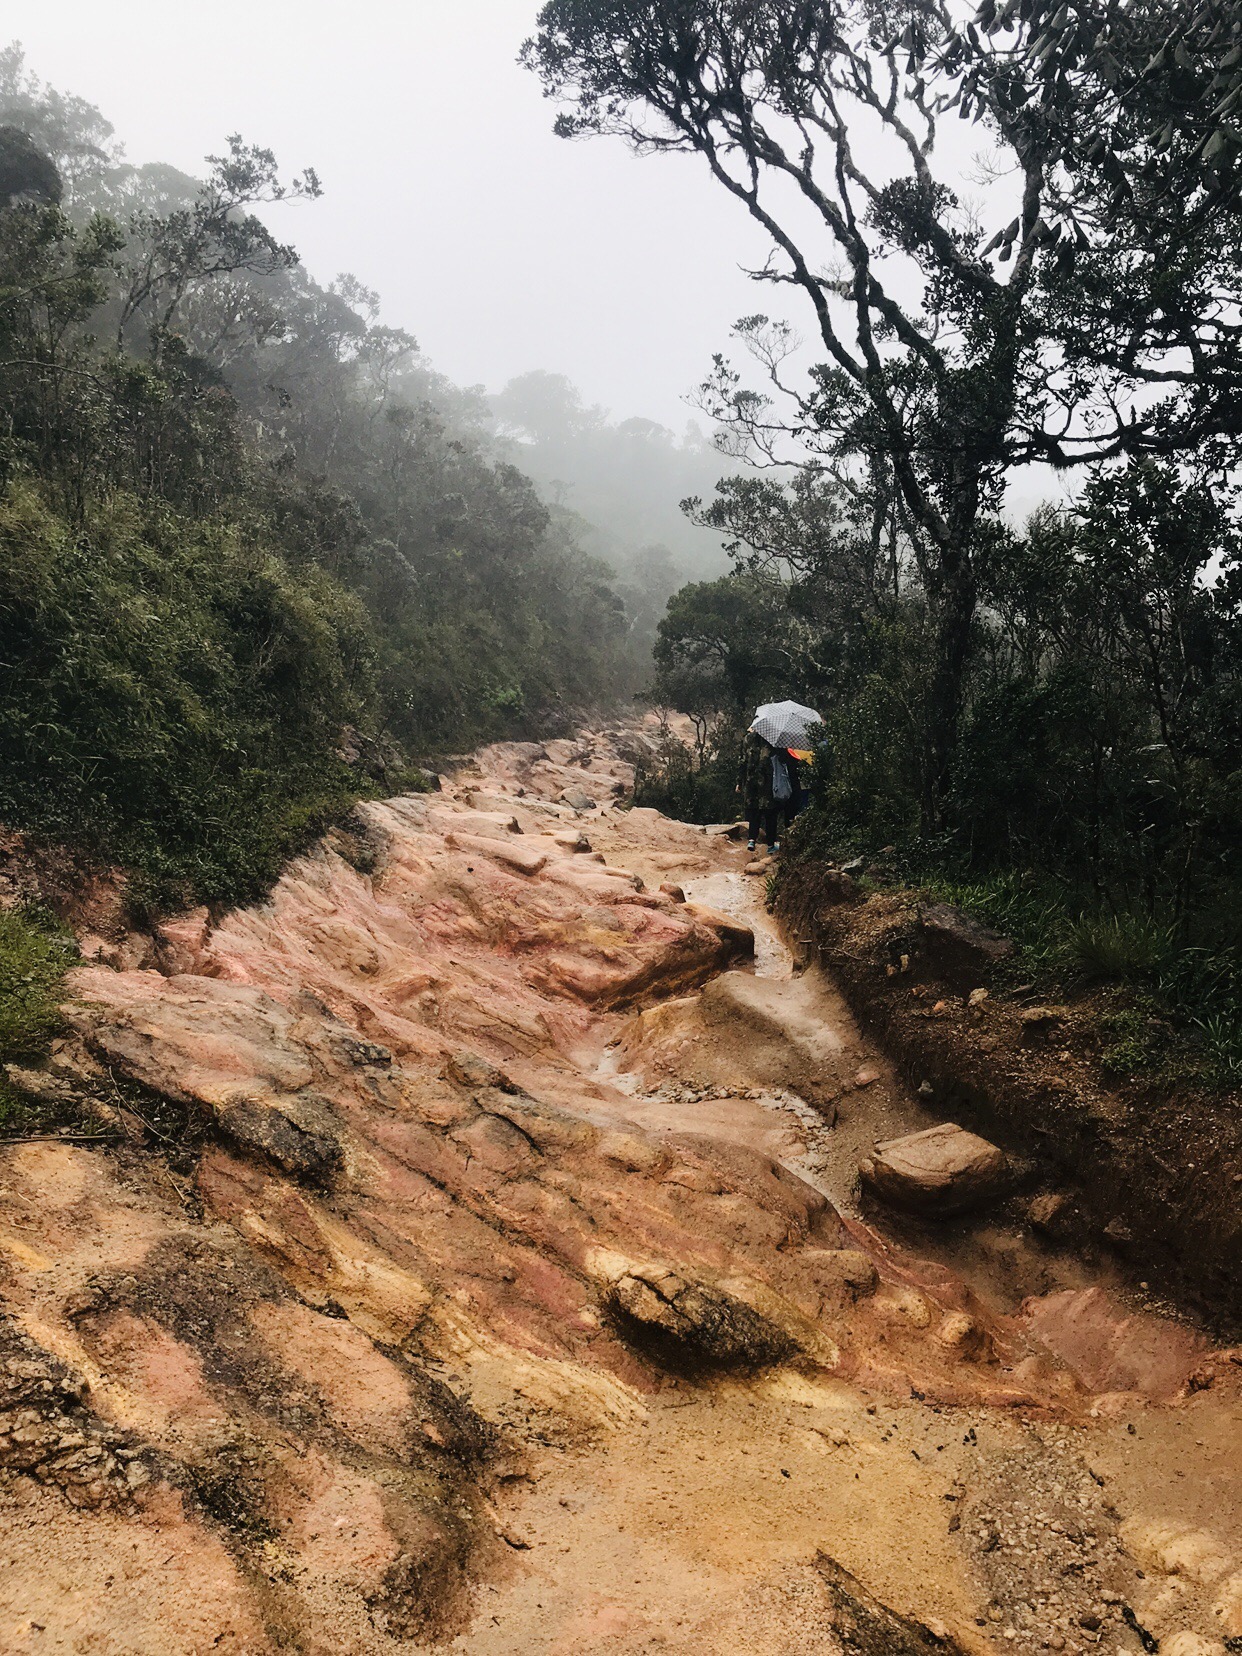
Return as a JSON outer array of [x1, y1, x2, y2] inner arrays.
[[0, 723, 1238, 1655]]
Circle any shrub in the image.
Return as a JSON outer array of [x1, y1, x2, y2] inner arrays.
[[0, 484, 376, 905]]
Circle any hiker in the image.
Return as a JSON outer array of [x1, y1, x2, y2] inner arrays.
[[738, 731, 797, 853]]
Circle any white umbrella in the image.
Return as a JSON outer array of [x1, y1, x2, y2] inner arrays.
[[750, 700, 822, 751]]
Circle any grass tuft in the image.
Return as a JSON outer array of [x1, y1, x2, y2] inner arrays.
[[1070, 914, 1174, 983]]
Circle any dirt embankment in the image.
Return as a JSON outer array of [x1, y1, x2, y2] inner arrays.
[[772, 862, 1242, 1335], [0, 725, 1239, 1656]]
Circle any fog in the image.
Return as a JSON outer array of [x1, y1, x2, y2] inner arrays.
[[8, 0, 1067, 562], [9, 0, 774, 437]]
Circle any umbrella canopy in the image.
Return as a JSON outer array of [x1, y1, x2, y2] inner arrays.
[[750, 700, 823, 751]]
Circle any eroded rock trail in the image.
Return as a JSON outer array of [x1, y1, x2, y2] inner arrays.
[[0, 726, 1238, 1655]]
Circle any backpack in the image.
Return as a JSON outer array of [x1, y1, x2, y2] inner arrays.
[[771, 751, 793, 802]]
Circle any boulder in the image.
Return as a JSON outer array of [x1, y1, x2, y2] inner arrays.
[[859, 1123, 1008, 1215], [1027, 1190, 1072, 1235], [681, 903, 755, 964], [917, 902, 1014, 985], [605, 1267, 795, 1374]]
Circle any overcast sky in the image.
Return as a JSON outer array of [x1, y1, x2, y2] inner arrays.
[[11, 0, 779, 433]]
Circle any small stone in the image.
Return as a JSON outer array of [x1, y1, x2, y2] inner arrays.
[[853, 1066, 881, 1088], [1020, 1006, 1067, 1044], [1028, 1191, 1070, 1234]]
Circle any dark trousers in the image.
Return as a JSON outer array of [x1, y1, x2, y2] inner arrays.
[[748, 805, 782, 844], [749, 796, 802, 843]]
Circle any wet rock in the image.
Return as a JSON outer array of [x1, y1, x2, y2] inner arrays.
[[859, 1123, 1009, 1215], [680, 903, 755, 964], [918, 902, 1014, 985], [1018, 1287, 1209, 1400], [699, 971, 841, 1111], [605, 1267, 796, 1375]]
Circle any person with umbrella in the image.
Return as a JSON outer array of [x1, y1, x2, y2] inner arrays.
[[737, 701, 821, 854]]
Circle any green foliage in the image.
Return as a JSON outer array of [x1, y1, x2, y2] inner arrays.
[[1070, 915, 1175, 986], [632, 722, 741, 825], [0, 905, 76, 1062], [1096, 1008, 1169, 1081], [526, 0, 1242, 830], [0, 484, 375, 905], [0, 67, 638, 914]]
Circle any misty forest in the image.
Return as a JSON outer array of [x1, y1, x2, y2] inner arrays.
[[1, 5, 1241, 1654]]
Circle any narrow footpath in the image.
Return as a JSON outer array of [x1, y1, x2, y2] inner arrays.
[[0, 725, 1238, 1656]]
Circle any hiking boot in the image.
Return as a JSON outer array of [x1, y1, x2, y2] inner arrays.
[[770, 841, 781, 854], [747, 840, 756, 852]]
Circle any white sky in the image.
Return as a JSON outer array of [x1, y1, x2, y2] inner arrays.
[[11, 0, 775, 433]]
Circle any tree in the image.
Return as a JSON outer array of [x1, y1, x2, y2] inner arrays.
[[0, 45, 117, 194], [0, 125, 61, 206], [115, 136, 321, 357], [524, 0, 1242, 822], [653, 570, 797, 715]]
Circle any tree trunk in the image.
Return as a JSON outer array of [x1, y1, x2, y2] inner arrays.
[[923, 567, 977, 834]]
